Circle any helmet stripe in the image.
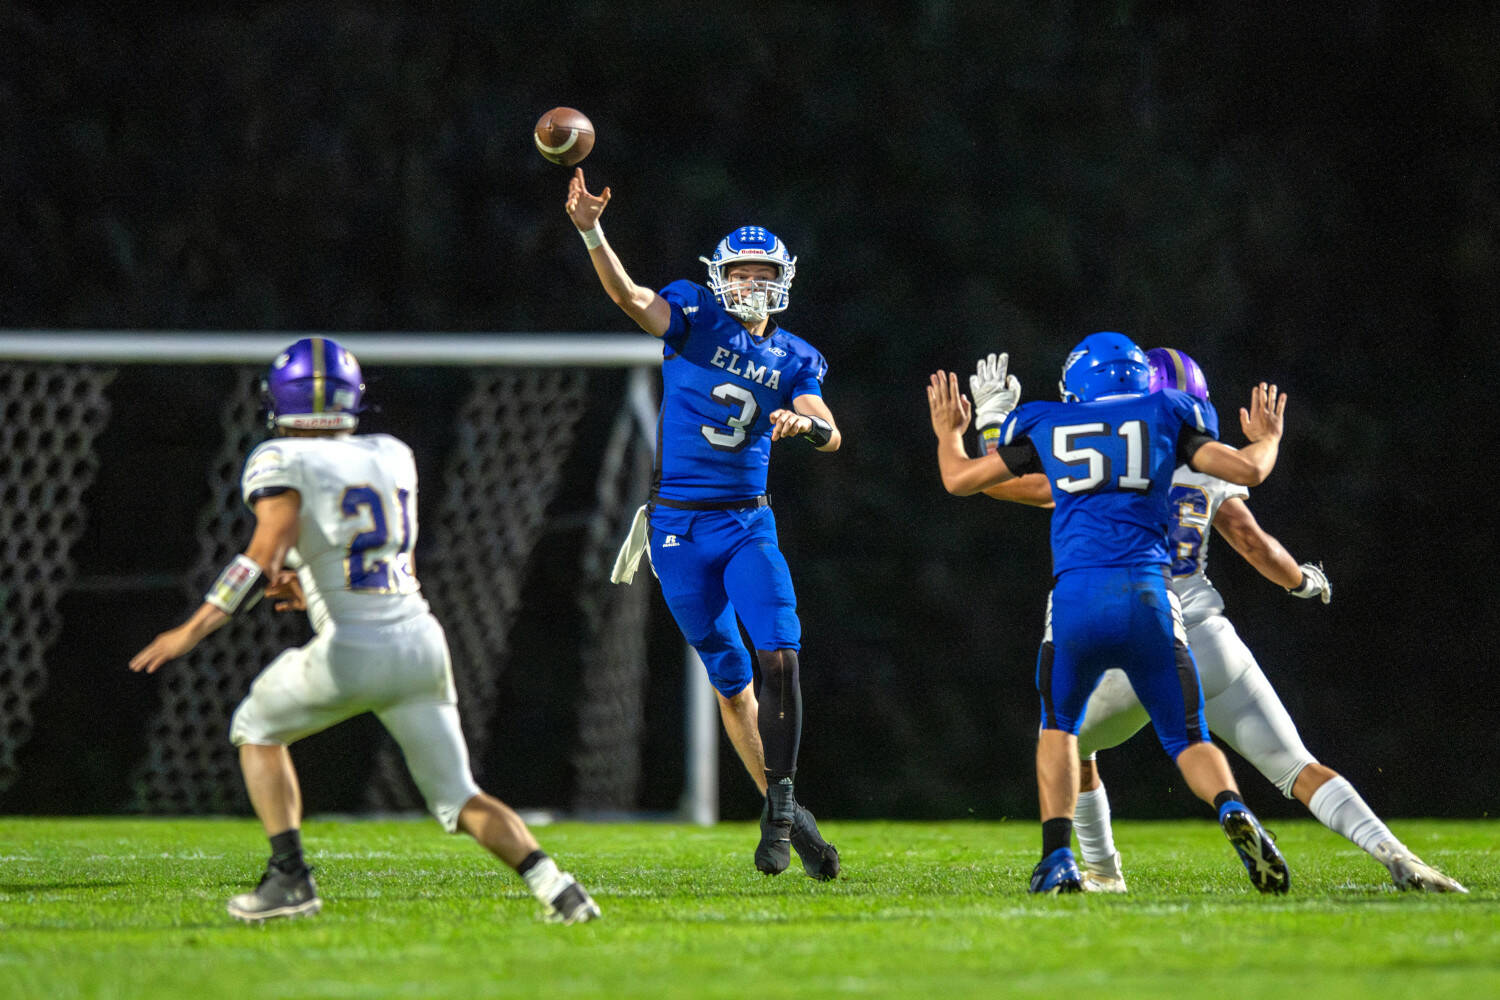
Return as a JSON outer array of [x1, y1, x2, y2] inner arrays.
[[1168, 349, 1188, 392], [311, 335, 326, 412]]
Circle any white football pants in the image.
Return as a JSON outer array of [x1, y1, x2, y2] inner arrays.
[[1076, 613, 1316, 797], [230, 611, 482, 830]]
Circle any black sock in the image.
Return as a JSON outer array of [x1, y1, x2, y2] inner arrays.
[[1042, 818, 1073, 857], [755, 649, 803, 777], [515, 850, 548, 877], [269, 829, 305, 873], [1213, 791, 1242, 813]]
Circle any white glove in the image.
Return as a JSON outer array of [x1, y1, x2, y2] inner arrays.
[[970, 352, 1021, 431], [1288, 561, 1331, 604]]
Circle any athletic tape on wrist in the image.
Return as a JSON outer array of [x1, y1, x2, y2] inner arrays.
[[579, 225, 603, 249], [801, 415, 833, 447], [205, 554, 267, 614]]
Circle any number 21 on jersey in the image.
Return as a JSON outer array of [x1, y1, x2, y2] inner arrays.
[[341, 485, 415, 592]]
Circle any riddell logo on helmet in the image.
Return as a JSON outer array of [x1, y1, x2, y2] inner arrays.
[[288, 415, 352, 428], [736, 248, 767, 255]]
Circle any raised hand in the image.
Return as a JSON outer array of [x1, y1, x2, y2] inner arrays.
[[1240, 382, 1286, 443], [927, 370, 973, 438], [969, 352, 1021, 430], [565, 167, 611, 231]]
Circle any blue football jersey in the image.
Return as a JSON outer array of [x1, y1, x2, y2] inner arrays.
[[655, 280, 827, 501], [1000, 388, 1219, 575]]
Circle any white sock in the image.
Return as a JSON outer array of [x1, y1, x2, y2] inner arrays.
[[1306, 776, 1396, 855], [1074, 785, 1118, 867], [520, 855, 571, 904]]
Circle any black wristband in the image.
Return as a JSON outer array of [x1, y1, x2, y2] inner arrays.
[[801, 415, 833, 447]]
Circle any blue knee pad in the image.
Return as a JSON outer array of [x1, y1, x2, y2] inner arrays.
[[687, 604, 755, 697]]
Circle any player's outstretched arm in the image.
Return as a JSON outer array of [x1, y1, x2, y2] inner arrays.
[[1214, 497, 1332, 603], [769, 393, 841, 452], [565, 168, 670, 337], [928, 370, 1016, 495], [1213, 497, 1304, 589], [1188, 382, 1286, 486], [128, 491, 303, 674]]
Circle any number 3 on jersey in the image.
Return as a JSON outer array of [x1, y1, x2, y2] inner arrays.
[[701, 382, 760, 452], [342, 486, 415, 591]]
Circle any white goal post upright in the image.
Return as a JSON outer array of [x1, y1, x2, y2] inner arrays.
[[0, 331, 718, 825]]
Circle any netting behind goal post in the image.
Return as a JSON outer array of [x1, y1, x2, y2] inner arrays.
[[0, 333, 717, 824]]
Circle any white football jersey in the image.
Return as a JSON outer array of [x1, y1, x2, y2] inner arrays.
[[1167, 465, 1248, 628], [241, 434, 429, 630]]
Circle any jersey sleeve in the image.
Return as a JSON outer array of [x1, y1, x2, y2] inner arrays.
[[789, 345, 828, 399], [241, 442, 300, 506], [1166, 389, 1219, 438], [659, 280, 713, 352], [999, 402, 1042, 449], [1164, 389, 1220, 465]]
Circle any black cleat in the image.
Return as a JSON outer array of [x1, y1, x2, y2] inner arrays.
[[789, 805, 840, 881], [1221, 808, 1290, 894], [227, 865, 322, 924], [755, 799, 792, 875]]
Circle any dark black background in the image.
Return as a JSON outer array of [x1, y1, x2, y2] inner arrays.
[[3, 2, 1497, 821]]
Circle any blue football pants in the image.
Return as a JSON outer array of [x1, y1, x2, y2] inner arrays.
[[1035, 565, 1209, 759], [648, 506, 800, 697]]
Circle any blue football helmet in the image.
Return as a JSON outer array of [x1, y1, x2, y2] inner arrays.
[[263, 336, 364, 431], [699, 225, 796, 323], [1146, 347, 1210, 401], [1058, 332, 1151, 403]]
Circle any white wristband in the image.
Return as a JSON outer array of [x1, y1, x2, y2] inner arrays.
[[205, 554, 266, 614], [579, 224, 603, 249]]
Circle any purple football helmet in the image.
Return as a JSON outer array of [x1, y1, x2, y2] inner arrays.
[[263, 336, 364, 431], [1058, 332, 1151, 402], [1146, 347, 1209, 401]]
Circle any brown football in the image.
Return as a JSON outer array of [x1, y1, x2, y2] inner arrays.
[[533, 107, 595, 166]]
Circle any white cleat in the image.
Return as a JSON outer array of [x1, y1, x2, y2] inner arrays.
[[543, 875, 603, 924], [1374, 841, 1468, 894], [1080, 851, 1129, 894]]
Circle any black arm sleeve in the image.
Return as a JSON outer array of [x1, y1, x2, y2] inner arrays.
[[246, 485, 293, 504], [995, 438, 1043, 477], [1176, 427, 1217, 466]]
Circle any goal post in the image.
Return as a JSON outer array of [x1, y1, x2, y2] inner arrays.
[[0, 331, 718, 825]]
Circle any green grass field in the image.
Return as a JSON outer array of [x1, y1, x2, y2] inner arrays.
[[1, 817, 1494, 999]]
